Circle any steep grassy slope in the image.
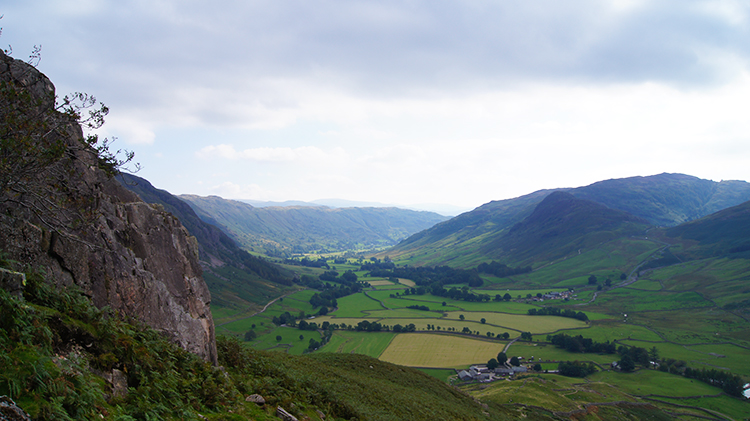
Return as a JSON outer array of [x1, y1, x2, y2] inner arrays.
[[387, 173, 750, 268], [118, 174, 296, 319], [387, 191, 651, 268], [179, 194, 448, 256], [480, 191, 650, 264], [1, 269, 542, 421], [661, 199, 750, 259]]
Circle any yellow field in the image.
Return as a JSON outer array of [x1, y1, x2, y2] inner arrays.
[[311, 311, 584, 336], [444, 311, 586, 333], [379, 333, 505, 368], [397, 278, 416, 287], [367, 280, 396, 286]]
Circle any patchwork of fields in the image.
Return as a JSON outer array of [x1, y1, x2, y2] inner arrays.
[[217, 255, 750, 420]]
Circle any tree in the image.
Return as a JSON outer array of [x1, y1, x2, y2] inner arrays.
[[299, 334, 304, 341], [520, 331, 532, 341], [533, 363, 542, 372], [442, 301, 447, 306], [480, 318, 486, 324], [244, 330, 257, 341], [487, 358, 499, 370], [605, 278, 612, 287], [503, 293, 512, 301], [502, 332, 510, 339], [1, 48, 138, 235], [588, 275, 598, 285], [648, 346, 659, 364], [459, 314, 465, 321], [497, 352, 507, 364], [509, 356, 520, 366], [275, 335, 282, 342], [619, 354, 635, 372]]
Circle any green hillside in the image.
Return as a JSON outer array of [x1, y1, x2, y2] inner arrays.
[[118, 174, 297, 321], [661, 199, 750, 259], [481, 191, 650, 264], [0, 269, 516, 421], [386, 173, 750, 268], [179, 194, 448, 256]]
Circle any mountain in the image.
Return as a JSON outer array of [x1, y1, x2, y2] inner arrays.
[[662, 198, 750, 259], [118, 174, 295, 317], [179, 194, 449, 256], [386, 173, 750, 268], [241, 198, 469, 216], [571, 173, 750, 227], [482, 191, 650, 263]]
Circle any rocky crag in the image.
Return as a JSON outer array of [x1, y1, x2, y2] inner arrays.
[[0, 51, 217, 363]]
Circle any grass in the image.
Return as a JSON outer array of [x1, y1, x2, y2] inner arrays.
[[379, 333, 508, 368], [618, 340, 750, 377], [505, 341, 618, 366], [468, 375, 640, 413], [318, 331, 395, 358], [564, 321, 664, 343], [416, 368, 457, 382], [443, 311, 587, 333], [589, 369, 721, 397], [332, 293, 388, 317], [624, 278, 662, 290]]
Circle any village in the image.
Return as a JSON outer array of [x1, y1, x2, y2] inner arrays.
[[456, 355, 552, 383]]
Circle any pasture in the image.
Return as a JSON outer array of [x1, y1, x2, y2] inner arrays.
[[378, 333, 507, 368], [443, 311, 587, 333], [320, 331, 395, 358]]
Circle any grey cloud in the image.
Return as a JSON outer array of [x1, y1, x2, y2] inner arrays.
[[5, 1, 749, 112]]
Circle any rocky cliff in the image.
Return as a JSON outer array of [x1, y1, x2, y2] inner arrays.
[[0, 51, 217, 364]]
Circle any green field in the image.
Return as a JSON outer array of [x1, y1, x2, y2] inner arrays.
[[319, 331, 395, 358], [443, 311, 587, 333], [234, 252, 750, 421]]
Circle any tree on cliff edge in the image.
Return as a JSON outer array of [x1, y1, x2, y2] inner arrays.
[[0, 44, 137, 233]]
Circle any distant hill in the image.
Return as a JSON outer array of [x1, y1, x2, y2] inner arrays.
[[386, 173, 750, 268], [662, 198, 750, 259], [118, 174, 295, 315], [179, 194, 449, 256], [483, 191, 650, 263], [241, 198, 470, 216], [571, 173, 750, 227]]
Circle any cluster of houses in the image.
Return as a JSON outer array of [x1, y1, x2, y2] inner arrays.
[[530, 290, 575, 302], [457, 364, 528, 382]]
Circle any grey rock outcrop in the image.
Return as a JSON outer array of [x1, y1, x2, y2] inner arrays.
[[0, 396, 31, 421], [0, 268, 25, 300], [0, 51, 217, 363]]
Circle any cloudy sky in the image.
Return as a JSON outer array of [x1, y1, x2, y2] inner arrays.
[[3, 1, 750, 213]]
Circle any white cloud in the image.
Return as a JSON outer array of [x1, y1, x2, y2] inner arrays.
[[196, 144, 348, 163]]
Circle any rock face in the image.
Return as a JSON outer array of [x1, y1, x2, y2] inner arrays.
[[0, 51, 217, 363]]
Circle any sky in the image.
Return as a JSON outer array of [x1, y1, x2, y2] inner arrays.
[[3, 0, 750, 214]]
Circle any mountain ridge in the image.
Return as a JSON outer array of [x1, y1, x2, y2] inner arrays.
[[180, 194, 449, 256], [385, 173, 750, 268]]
